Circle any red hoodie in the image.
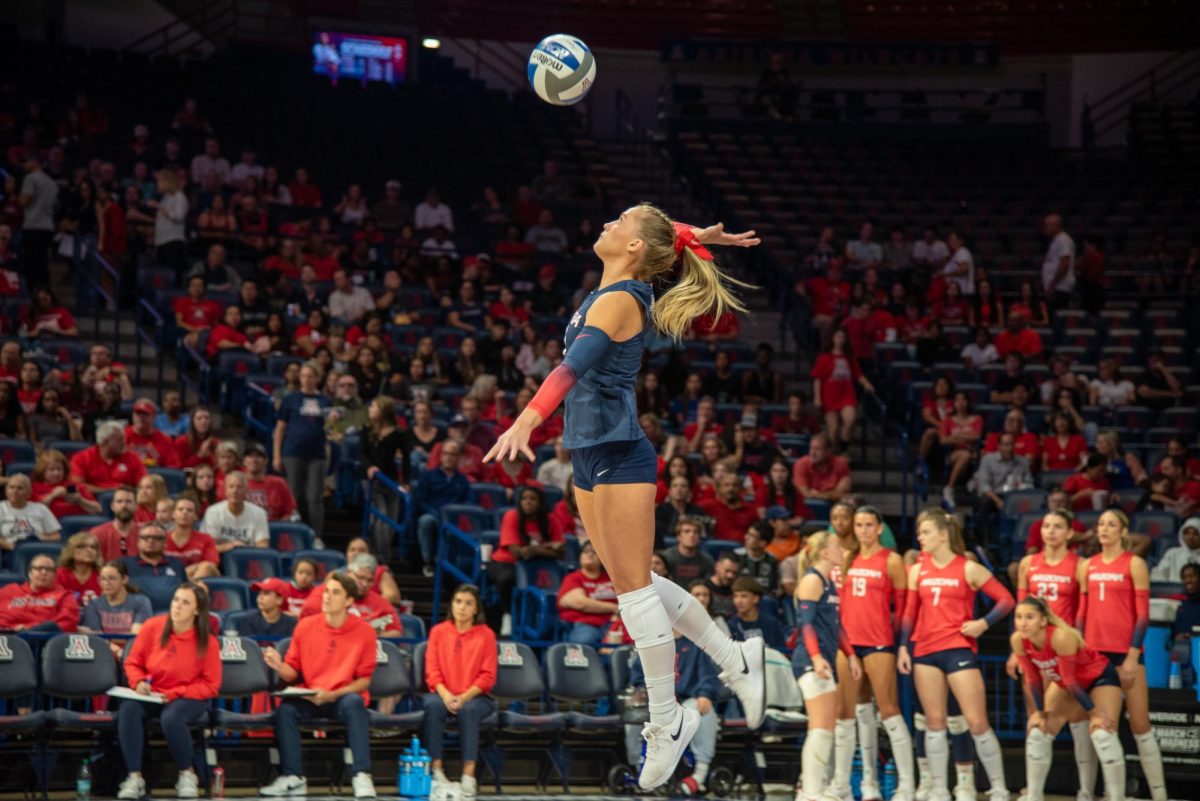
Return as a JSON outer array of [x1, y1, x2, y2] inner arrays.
[[0, 582, 79, 631], [123, 614, 222, 701], [425, 619, 497, 695]]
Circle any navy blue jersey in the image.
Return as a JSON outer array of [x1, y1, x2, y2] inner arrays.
[[561, 279, 654, 449], [792, 567, 842, 676]]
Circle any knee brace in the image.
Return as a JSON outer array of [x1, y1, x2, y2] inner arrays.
[[947, 715, 968, 736], [618, 584, 672, 644], [914, 712, 927, 732], [1026, 728, 1052, 763]]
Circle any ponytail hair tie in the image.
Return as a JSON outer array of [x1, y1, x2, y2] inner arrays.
[[673, 222, 714, 261]]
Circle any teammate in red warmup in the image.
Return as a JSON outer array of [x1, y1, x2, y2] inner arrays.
[[832, 506, 914, 801], [1076, 510, 1168, 801], [897, 509, 1013, 801], [0, 552, 79, 631], [1011, 596, 1127, 801]]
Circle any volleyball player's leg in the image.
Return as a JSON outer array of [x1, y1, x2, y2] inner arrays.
[[1121, 665, 1166, 801], [945, 689, 976, 800], [865, 652, 915, 798], [1025, 684, 1073, 801], [1067, 704, 1099, 801], [1087, 686, 1127, 801], [798, 679, 839, 801], [828, 651, 860, 798], [946, 668, 1007, 799], [914, 665, 952, 800], [853, 668, 882, 798], [584, 482, 696, 790], [913, 692, 933, 801]]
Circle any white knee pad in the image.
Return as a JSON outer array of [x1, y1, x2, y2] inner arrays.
[[1026, 728, 1052, 762], [946, 715, 968, 736], [913, 712, 927, 732], [1091, 728, 1122, 766], [797, 670, 838, 701], [618, 584, 672, 644]]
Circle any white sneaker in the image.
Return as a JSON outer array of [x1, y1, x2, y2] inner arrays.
[[260, 774, 309, 796], [821, 785, 852, 801], [352, 772, 376, 799], [942, 486, 956, 510], [176, 769, 199, 799], [117, 774, 145, 800], [1076, 792, 1094, 801], [915, 777, 934, 801], [718, 637, 767, 729], [460, 774, 477, 801], [861, 781, 883, 801], [955, 785, 977, 801], [637, 704, 700, 790], [891, 789, 917, 801], [987, 790, 1010, 801]]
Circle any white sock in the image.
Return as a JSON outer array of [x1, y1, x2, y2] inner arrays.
[[651, 573, 740, 674], [1133, 731, 1167, 801], [883, 714, 916, 791], [433, 768, 448, 783], [1024, 728, 1052, 801], [802, 728, 835, 801], [1092, 729, 1127, 801], [955, 763, 974, 793], [833, 718, 857, 790], [856, 703, 879, 787], [1070, 720, 1098, 798], [971, 728, 1006, 794], [917, 757, 931, 788], [618, 584, 679, 725], [926, 729, 950, 792], [693, 761, 710, 786]]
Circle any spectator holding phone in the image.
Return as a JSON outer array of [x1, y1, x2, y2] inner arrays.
[[31, 450, 102, 518]]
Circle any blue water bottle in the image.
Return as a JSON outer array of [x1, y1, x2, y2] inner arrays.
[[881, 758, 898, 800], [398, 737, 431, 799], [849, 755, 862, 800]]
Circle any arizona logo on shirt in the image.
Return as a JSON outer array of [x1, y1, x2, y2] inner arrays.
[[300, 398, 325, 417]]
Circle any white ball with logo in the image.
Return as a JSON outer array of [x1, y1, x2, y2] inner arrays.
[[527, 34, 596, 106]]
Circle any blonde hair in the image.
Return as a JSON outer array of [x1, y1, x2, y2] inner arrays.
[[59, 532, 101, 570], [632, 204, 754, 341], [1018, 595, 1085, 647], [796, 529, 837, 577], [138, 473, 168, 506], [916, 508, 966, 556], [467, 373, 498, 403], [1099, 508, 1132, 550]]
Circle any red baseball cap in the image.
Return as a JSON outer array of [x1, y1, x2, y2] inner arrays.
[[132, 399, 157, 415], [251, 578, 291, 596]]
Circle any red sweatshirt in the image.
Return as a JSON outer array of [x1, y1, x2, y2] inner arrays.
[[0, 582, 79, 631], [299, 583, 398, 631], [425, 620, 497, 695], [285, 612, 377, 704], [123, 615, 221, 701]]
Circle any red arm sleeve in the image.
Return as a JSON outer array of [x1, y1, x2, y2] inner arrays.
[[892, 588, 909, 638], [527, 364, 576, 422], [1018, 654, 1045, 710], [980, 577, 1015, 627], [838, 627, 855, 658], [1075, 589, 1087, 631], [1131, 589, 1150, 650], [899, 585, 920, 650]]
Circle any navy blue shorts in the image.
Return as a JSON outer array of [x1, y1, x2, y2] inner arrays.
[[1101, 651, 1143, 670], [913, 648, 978, 675], [571, 437, 658, 492], [854, 645, 896, 660], [1087, 663, 1122, 691]]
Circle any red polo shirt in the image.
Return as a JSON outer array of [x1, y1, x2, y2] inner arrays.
[[124, 425, 179, 468], [70, 446, 148, 491], [791, 454, 851, 495], [698, 497, 761, 542]]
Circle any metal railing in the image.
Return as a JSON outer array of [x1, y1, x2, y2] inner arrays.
[[430, 523, 487, 625], [134, 298, 167, 404], [243, 382, 275, 445], [362, 472, 413, 560], [859, 391, 890, 487], [70, 239, 122, 358], [123, 0, 236, 58], [1087, 50, 1200, 142]]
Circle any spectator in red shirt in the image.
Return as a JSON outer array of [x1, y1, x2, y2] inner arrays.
[[1063, 454, 1112, 512], [134, 474, 168, 525], [174, 406, 217, 469], [125, 399, 179, 468], [1042, 411, 1088, 472], [298, 558, 400, 633], [55, 531, 102, 608], [287, 166, 322, 208], [919, 376, 956, 464], [174, 275, 222, 350], [993, 309, 1043, 360], [774, 391, 822, 436], [165, 496, 219, 579], [557, 539, 619, 647], [811, 328, 874, 453], [71, 420, 148, 495], [32, 449, 102, 517], [1161, 457, 1200, 517], [85, 343, 133, 400], [691, 309, 740, 343], [484, 486, 565, 631], [938, 390, 983, 507], [240, 443, 299, 521], [791, 434, 852, 503], [205, 305, 253, 360], [807, 259, 851, 350], [21, 286, 78, 338], [699, 474, 761, 542], [983, 408, 1041, 465], [0, 552, 79, 631]]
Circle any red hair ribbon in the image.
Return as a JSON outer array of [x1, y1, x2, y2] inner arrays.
[[673, 222, 714, 261]]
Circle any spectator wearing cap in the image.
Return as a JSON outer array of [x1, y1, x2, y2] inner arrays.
[[120, 524, 187, 612], [426, 413, 485, 480], [174, 275, 222, 350], [125, 398, 180, 468], [299, 555, 398, 632], [164, 496, 219, 579], [556, 540, 618, 647], [228, 577, 297, 636], [413, 440, 472, 577], [993, 310, 1043, 360], [699, 473, 761, 543], [1063, 453, 1113, 513], [727, 577, 787, 650], [372, 180, 411, 231], [654, 474, 707, 549], [661, 517, 716, 585], [0, 473, 61, 565], [0, 552, 78, 631], [414, 188, 454, 234], [238, 443, 299, 521], [274, 364, 332, 536], [70, 420, 149, 495], [791, 434, 852, 503], [529, 264, 567, 317], [762, 507, 803, 561], [731, 414, 782, 475], [328, 268, 375, 324], [734, 521, 780, 594], [201, 472, 270, 554]]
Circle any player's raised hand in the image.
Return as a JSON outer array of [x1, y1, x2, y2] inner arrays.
[[693, 222, 761, 248]]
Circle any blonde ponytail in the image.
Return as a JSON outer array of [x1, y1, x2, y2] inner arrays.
[[632, 203, 755, 342], [796, 530, 835, 578]]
